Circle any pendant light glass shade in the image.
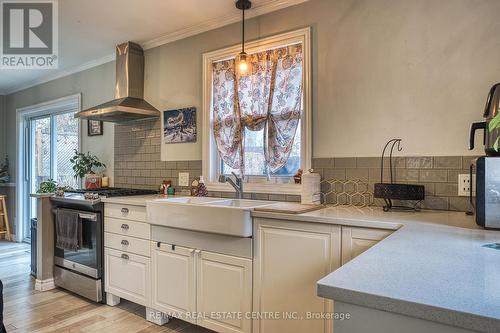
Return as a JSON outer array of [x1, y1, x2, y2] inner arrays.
[[236, 51, 249, 76]]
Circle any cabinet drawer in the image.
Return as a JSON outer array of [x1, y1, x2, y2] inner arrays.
[[105, 232, 150, 257], [105, 203, 146, 222], [105, 217, 150, 239], [105, 248, 150, 307]]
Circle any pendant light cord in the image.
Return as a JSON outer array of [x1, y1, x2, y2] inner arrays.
[[242, 8, 245, 53]]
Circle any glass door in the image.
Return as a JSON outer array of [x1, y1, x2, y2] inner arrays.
[[26, 111, 79, 240]]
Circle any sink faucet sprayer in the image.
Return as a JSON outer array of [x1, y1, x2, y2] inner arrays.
[[218, 172, 244, 199]]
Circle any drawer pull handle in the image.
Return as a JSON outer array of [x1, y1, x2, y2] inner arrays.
[[121, 254, 129, 260], [121, 208, 129, 214], [121, 224, 129, 230], [121, 240, 129, 246]]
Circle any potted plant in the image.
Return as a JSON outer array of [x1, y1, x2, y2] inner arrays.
[[70, 150, 106, 189], [37, 179, 57, 194]]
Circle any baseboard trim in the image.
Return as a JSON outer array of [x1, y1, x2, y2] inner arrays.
[[34, 278, 56, 291]]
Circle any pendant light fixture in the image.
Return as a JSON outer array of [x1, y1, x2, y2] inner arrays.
[[235, 0, 252, 75]]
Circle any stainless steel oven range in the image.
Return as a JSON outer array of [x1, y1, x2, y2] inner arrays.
[[50, 188, 157, 303]]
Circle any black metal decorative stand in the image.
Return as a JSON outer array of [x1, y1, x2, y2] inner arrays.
[[374, 139, 425, 212]]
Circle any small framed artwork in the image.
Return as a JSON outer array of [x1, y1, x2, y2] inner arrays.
[[163, 107, 197, 144], [88, 120, 103, 136]]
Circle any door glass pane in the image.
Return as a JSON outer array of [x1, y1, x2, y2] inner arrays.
[[54, 112, 79, 188], [30, 117, 51, 223], [31, 117, 51, 193]]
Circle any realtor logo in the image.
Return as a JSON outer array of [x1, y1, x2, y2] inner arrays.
[[1, 0, 58, 69]]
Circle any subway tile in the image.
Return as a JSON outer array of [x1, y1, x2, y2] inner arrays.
[[188, 160, 202, 169], [447, 170, 468, 183], [406, 157, 433, 169], [368, 168, 392, 182], [221, 192, 237, 199], [356, 157, 380, 168], [395, 169, 419, 182], [419, 170, 447, 183], [323, 169, 346, 181], [435, 183, 458, 197], [418, 183, 435, 196], [449, 197, 472, 212], [346, 168, 369, 181], [334, 158, 356, 168], [150, 137, 161, 145], [285, 194, 301, 202], [252, 193, 269, 200], [312, 158, 334, 169], [421, 196, 449, 210], [176, 161, 189, 169], [160, 169, 171, 178], [268, 194, 287, 201], [433, 156, 462, 169], [165, 161, 177, 169]]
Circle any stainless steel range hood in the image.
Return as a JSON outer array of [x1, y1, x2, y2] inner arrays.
[[75, 42, 160, 123]]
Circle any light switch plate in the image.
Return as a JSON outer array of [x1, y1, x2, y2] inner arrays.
[[178, 172, 189, 187]]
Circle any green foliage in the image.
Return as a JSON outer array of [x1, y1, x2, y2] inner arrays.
[[69, 150, 106, 180], [37, 179, 57, 193]]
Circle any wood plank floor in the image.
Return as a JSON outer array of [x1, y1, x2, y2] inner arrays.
[[0, 241, 213, 333]]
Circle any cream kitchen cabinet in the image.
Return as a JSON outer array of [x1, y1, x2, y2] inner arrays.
[[341, 226, 393, 265], [151, 243, 196, 323], [151, 241, 252, 333], [253, 218, 341, 333], [104, 247, 150, 306]]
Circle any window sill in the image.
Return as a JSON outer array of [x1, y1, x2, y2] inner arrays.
[[206, 182, 302, 195]]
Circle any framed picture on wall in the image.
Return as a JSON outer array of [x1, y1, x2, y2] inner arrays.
[[163, 107, 197, 144], [88, 120, 103, 136]]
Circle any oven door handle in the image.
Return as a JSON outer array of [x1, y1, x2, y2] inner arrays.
[[78, 213, 98, 221]]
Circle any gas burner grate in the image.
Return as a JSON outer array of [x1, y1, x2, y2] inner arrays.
[[66, 187, 158, 197]]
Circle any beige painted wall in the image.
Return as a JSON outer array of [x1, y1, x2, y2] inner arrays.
[[3, 0, 498, 181], [4, 62, 116, 183], [144, 0, 495, 158]]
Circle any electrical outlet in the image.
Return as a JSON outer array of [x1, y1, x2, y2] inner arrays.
[[458, 174, 475, 196], [178, 172, 189, 187]]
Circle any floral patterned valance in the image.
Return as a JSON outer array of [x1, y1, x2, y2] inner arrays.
[[212, 43, 303, 176]]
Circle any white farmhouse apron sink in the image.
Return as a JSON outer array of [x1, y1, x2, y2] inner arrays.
[[146, 197, 275, 237]]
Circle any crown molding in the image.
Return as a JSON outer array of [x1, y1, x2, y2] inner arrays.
[[3, 53, 115, 95], [142, 0, 308, 50], [3, 0, 308, 95]]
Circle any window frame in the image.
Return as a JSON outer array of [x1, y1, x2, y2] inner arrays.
[[202, 27, 312, 195]]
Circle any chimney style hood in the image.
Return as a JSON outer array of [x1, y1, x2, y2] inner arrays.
[[75, 42, 160, 123]]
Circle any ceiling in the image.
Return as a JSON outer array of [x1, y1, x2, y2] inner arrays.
[[0, 0, 306, 95]]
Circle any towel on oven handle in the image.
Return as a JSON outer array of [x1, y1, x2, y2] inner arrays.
[[55, 208, 81, 252]]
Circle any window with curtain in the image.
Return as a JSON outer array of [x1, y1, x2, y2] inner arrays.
[[212, 43, 303, 178]]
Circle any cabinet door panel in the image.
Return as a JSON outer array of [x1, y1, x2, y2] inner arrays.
[[253, 219, 340, 333], [151, 242, 196, 323], [197, 251, 252, 333], [341, 227, 393, 264], [104, 248, 150, 306]]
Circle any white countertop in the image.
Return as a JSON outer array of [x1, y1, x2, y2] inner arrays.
[[280, 207, 500, 333]]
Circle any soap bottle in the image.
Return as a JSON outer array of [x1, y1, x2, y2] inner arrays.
[[196, 176, 208, 197]]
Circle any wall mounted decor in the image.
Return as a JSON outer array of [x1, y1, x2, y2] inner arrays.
[[88, 120, 103, 136], [163, 107, 197, 144]]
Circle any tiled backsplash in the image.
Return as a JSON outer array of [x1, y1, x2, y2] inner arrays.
[[113, 119, 301, 202], [114, 119, 476, 211], [312, 156, 478, 212]]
